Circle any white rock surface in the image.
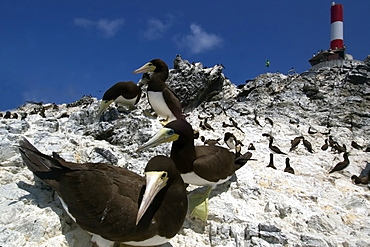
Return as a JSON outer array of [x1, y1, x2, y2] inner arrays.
[[1, 57, 370, 247]]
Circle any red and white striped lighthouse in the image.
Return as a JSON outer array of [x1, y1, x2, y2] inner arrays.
[[330, 2, 344, 50]]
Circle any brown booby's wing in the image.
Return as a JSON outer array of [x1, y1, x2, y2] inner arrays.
[[193, 145, 235, 182], [162, 87, 183, 120]]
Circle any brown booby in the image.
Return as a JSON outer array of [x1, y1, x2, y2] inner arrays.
[[248, 143, 256, 150], [308, 126, 317, 134], [229, 117, 244, 133], [137, 119, 248, 221], [267, 136, 287, 155], [284, 157, 295, 174], [265, 117, 273, 127], [329, 152, 350, 173], [321, 139, 329, 151], [267, 153, 277, 169], [302, 137, 314, 153], [203, 118, 215, 131], [97, 81, 142, 119], [19, 138, 187, 247], [133, 59, 183, 124], [351, 141, 363, 150], [333, 143, 346, 154], [253, 109, 262, 127], [289, 136, 303, 151], [351, 163, 370, 185], [224, 132, 237, 150]]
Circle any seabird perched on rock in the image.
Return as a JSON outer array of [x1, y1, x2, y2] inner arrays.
[[4, 111, 11, 119], [265, 117, 273, 127], [351, 141, 363, 150], [329, 152, 350, 173], [267, 135, 287, 155], [229, 117, 244, 133], [19, 138, 187, 247], [302, 137, 314, 153], [203, 118, 214, 131], [333, 143, 346, 154], [137, 119, 248, 221], [224, 132, 237, 150], [351, 162, 370, 185], [267, 153, 277, 169], [289, 136, 303, 152], [96, 81, 142, 119], [284, 157, 295, 174], [248, 143, 256, 150], [133, 59, 183, 124], [321, 139, 329, 151], [253, 112, 262, 127], [308, 126, 318, 134]]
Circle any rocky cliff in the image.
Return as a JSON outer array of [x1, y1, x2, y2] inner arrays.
[[1, 56, 370, 247]]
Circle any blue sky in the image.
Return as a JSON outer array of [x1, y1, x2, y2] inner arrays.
[[1, 1, 369, 111]]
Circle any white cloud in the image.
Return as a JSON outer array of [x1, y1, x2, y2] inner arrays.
[[141, 18, 171, 40], [73, 18, 125, 38], [177, 23, 223, 54]]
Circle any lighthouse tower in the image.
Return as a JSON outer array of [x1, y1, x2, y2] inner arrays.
[[330, 2, 344, 50], [308, 2, 347, 67]]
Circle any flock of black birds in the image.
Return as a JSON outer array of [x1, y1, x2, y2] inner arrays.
[[1, 57, 368, 246]]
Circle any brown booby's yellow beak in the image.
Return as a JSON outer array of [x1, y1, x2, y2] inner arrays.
[[136, 171, 168, 225], [136, 128, 179, 152], [133, 62, 156, 74]]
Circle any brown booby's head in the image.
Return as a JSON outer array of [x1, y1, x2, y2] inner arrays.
[[136, 155, 183, 225], [136, 120, 194, 152], [133, 59, 169, 74]]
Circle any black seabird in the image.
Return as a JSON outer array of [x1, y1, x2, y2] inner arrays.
[[333, 143, 346, 154], [351, 141, 363, 150], [137, 119, 248, 221], [229, 117, 244, 133], [308, 126, 317, 134], [248, 143, 256, 150], [19, 138, 187, 247], [321, 139, 329, 151], [265, 117, 273, 127], [351, 162, 370, 185], [302, 137, 314, 153], [329, 152, 350, 173], [284, 157, 295, 174], [203, 118, 214, 131], [267, 136, 287, 155], [97, 81, 142, 119], [133, 59, 183, 124], [267, 153, 277, 169], [224, 132, 237, 150], [289, 136, 303, 151]]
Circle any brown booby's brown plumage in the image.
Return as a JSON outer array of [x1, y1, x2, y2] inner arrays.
[[137, 119, 249, 220], [19, 138, 187, 247], [248, 143, 256, 150], [289, 136, 303, 151], [321, 139, 329, 151], [267, 153, 277, 169], [284, 157, 295, 174], [133, 59, 183, 124], [351, 162, 370, 185], [351, 141, 363, 150], [267, 135, 287, 155], [302, 137, 314, 153], [329, 152, 350, 174], [97, 81, 142, 119]]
